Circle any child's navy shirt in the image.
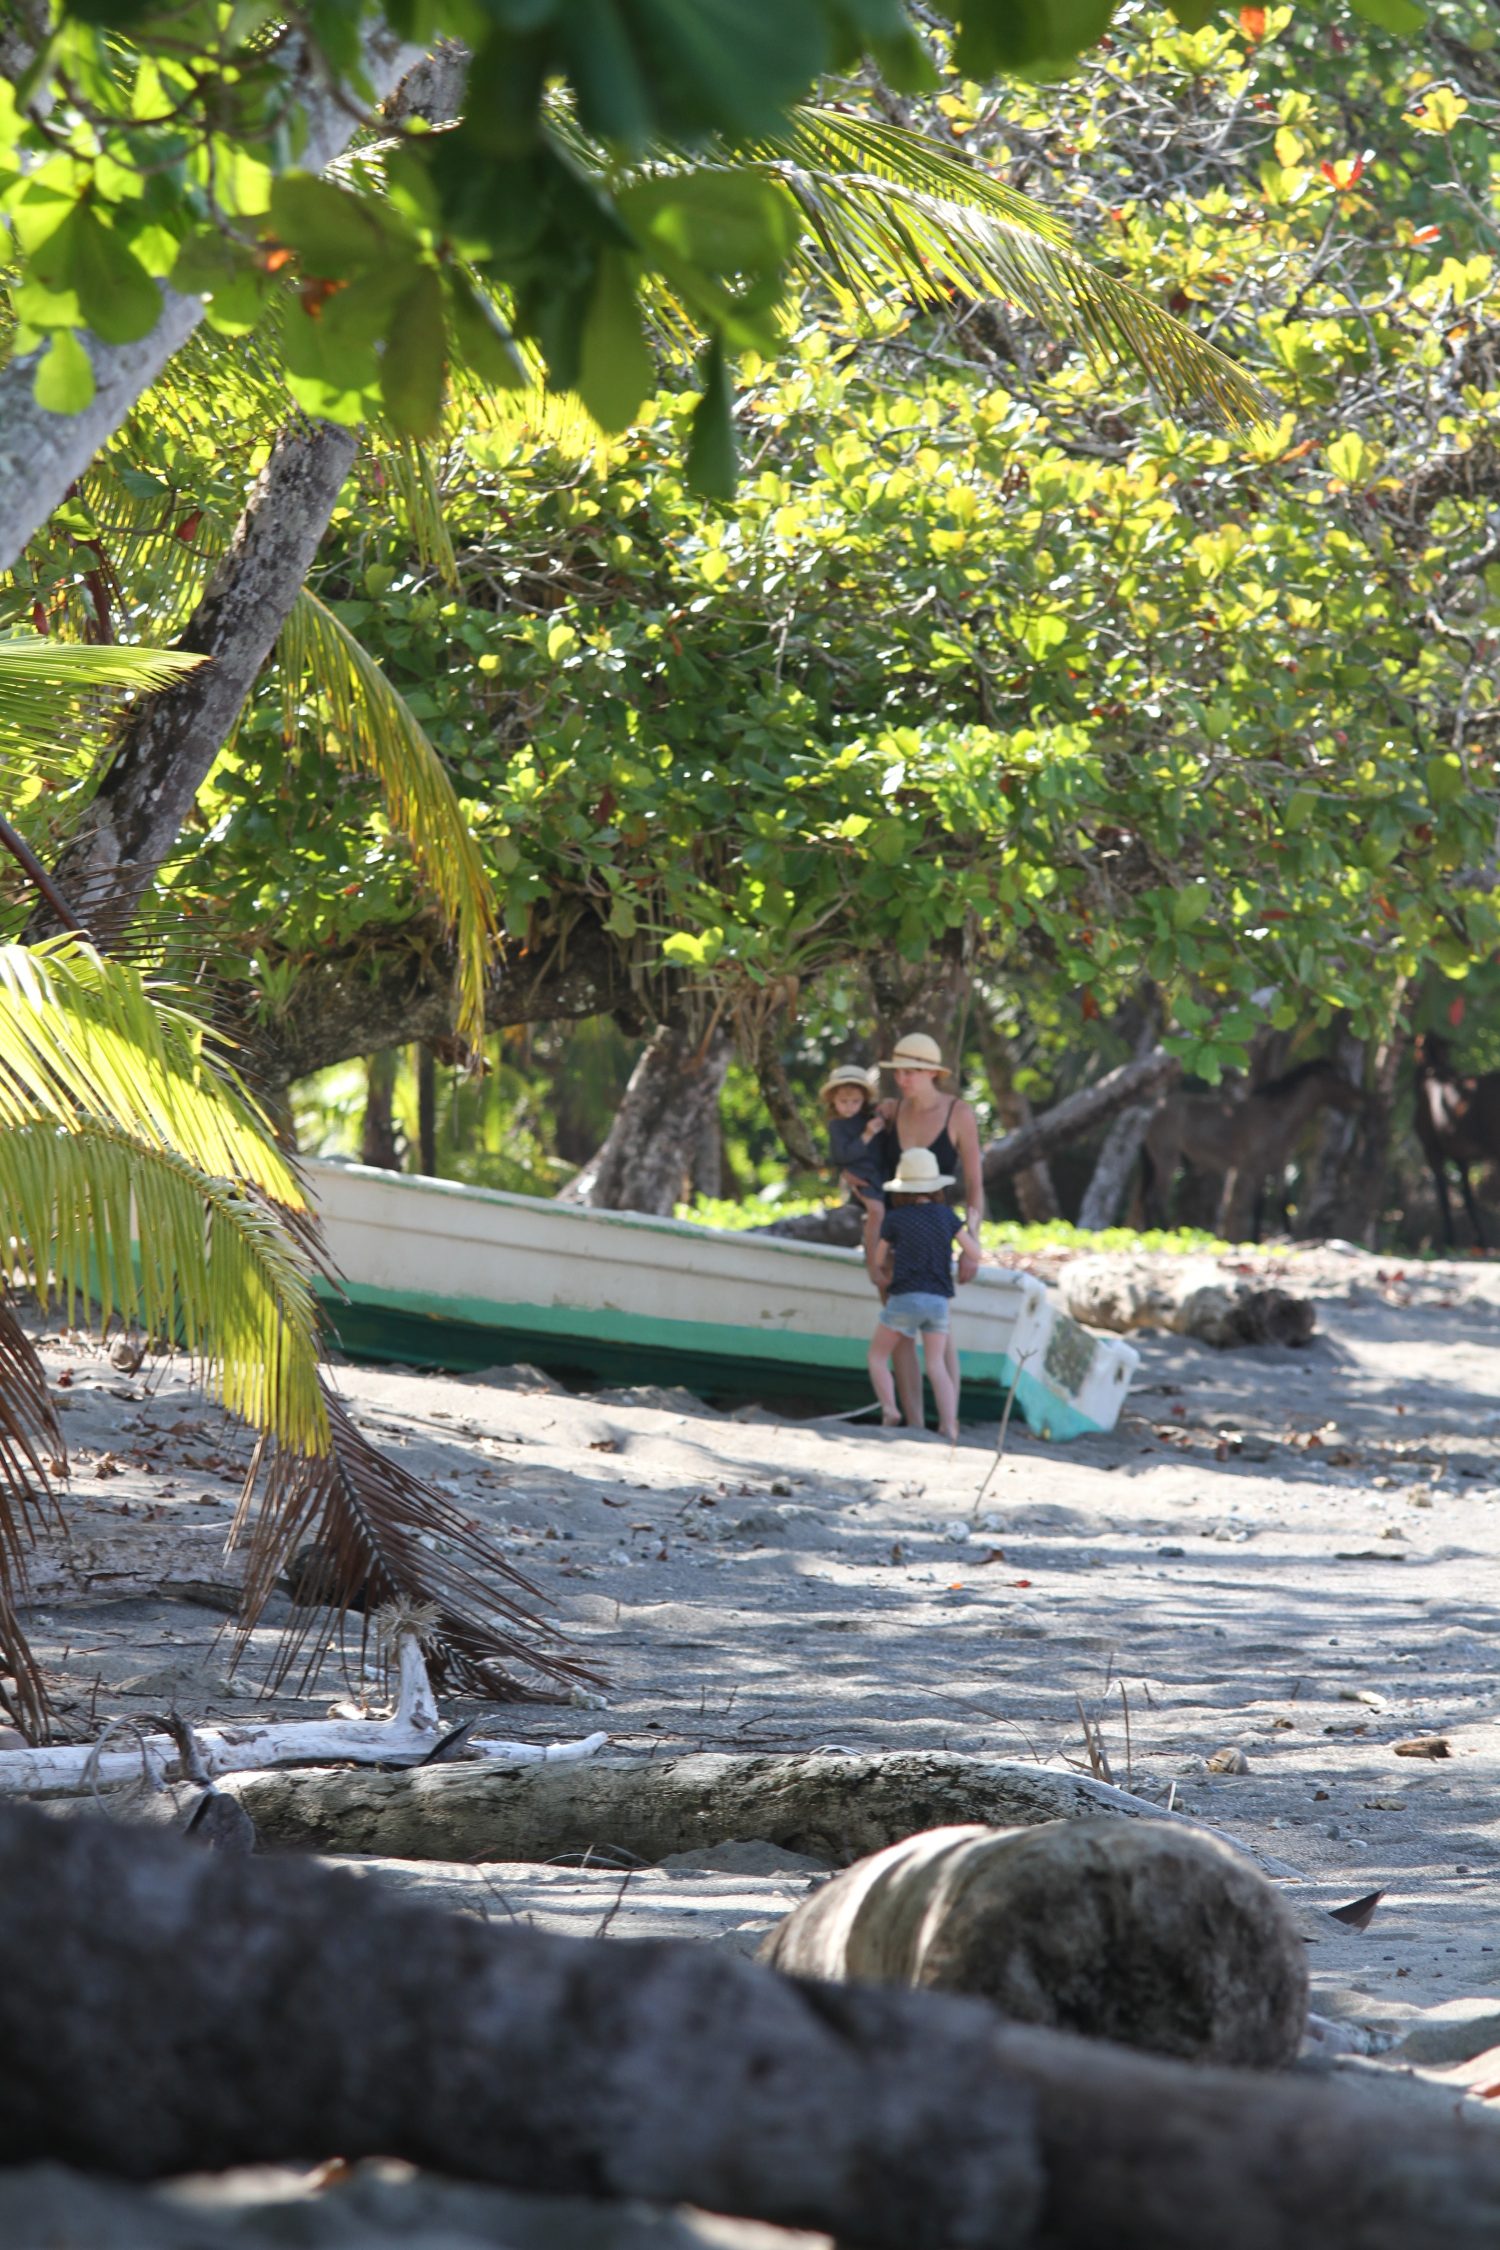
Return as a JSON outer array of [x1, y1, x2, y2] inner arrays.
[[880, 1203, 963, 1298], [828, 1110, 886, 1198]]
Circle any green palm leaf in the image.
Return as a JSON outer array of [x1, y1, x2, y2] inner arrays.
[[749, 108, 1269, 427], [0, 939, 306, 1207], [274, 591, 498, 1050], [0, 636, 205, 774], [0, 939, 327, 1456], [3, 1119, 327, 1455]]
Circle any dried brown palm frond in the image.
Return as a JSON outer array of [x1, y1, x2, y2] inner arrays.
[[0, 1289, 66, 1737], [229, 1384, 605, 1703]]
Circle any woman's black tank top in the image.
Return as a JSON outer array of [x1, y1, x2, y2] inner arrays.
[[880, 1097, 962, 1205]]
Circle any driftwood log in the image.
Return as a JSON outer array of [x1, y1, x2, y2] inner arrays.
[[758, 1821, 1309, 2067], [4, 1804, 1500, 2250], [230, 1749, 1232, 1864], [1058, 1258, 1316, 1349]]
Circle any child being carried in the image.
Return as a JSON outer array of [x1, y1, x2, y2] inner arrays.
[[820, 1064, 886, 1276], [869, 1146, 980, 1443]]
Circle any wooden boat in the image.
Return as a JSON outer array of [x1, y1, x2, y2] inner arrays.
[[304, 1160, 1139, 1439]]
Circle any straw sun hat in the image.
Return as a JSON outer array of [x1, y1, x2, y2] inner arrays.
[[819, 1064, 878, 1103], [879, 1032, 952, 1079], [883, 1146, 956, 1195]]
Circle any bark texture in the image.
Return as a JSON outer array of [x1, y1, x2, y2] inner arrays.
[[0, 28, 420, 575], [560, 1022, 732, 1214], [973, 1013, 1060, 1223], [982, 1049, 1180, 1187], [231, 1748, 1221, 1864], [1075, 1104, 1154, 1231], [41, 419, 360, 943], [241, 911, 648, 1099], [758, 1821, 1309, 2068], [360, 1050, 403, 1171], [6, 1803, 1500, 2250]]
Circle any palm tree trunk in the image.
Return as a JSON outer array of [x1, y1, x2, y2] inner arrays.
[[0, 27, 419, 575], [6, 1803, 1500, 2248], [38, 418, 360, 945]]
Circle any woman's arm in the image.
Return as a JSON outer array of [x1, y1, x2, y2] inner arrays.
[[953, 1099, 985, 1233]]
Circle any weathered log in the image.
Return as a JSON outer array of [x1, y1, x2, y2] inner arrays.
[[751, 1201, 865, 1246], [6, 1803, 1500, 2249], [982, 1049, 1180, 1186], [1058, 1258, 1316, 1348], [230, 1748, 1256, 1866], [758, 1821, 1308, 2067]]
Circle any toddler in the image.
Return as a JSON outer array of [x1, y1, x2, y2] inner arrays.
[[820, 1064, 886, 1275], [869, 1145, 980, 1442]]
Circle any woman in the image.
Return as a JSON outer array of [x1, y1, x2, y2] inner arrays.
[[875, 1031, 985, 1428]]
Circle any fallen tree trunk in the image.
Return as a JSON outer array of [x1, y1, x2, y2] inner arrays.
[[5, 1802, 1500, 2249], [758, 1820, 1309, 2067], [751, 1200, 865, 1246], [983, 1049, 1180, 1187], [230, 1748, 1258, 1865]]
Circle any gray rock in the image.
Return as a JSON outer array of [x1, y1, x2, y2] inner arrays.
[[658, 1840, 830, 1876], [759, 1818, 1309, 2069]]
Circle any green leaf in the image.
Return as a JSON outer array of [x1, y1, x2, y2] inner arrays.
[[1426, 753, 1466, 804], [685, 335, 737, 500], [1173, 880, 1211, 929], [379, 266, 448, 440], [1349, 0, 1425, 31], [576, 248, 654, 432], [32, 329, 94, 414], [268, 175, 414, 278], [621, 168, 800, 276]]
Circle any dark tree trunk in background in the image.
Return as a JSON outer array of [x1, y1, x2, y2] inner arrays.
[[416, 1043, 438, 1177], [867, 937, 972, 1070], [560, 1020, 732, 1214], [985, 1048, 1179, 1191], [690, 1107, 723, 1200], [6, 1806, 1500, 2249], [361, 1051, 402, 1171], [38, 418, 359, 945], [1295, 1024, 1404, 1245], [973, 1009, 1060, 1223]]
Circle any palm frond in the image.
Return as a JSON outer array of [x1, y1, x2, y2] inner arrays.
[[746, 116, 1269, 427], [3, 1120, 327, 1455], [230, 1386, 605, 1699], [0, 636, 205, 773], [0, 1289, 66, 1577], [275, 591, 498, 1049], [0, 939, 307, 1210], [381, 439, 459, 588]]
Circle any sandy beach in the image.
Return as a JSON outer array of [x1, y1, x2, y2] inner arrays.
[[13, 1245, 1500, 2239]]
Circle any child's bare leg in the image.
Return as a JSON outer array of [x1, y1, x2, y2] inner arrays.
[[867, 1327, 902, 1424], [892, 1336, 924, 1427], [945, 1327, 961, 1424], [924, 1330, 958, 1440]]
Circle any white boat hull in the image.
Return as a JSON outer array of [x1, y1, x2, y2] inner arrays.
[[304, 1162, 1138, 1439]]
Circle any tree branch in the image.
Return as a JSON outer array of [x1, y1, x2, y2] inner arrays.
[[982, 1048, 1179, 1185]]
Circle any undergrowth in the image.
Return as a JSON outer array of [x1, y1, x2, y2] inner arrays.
[[675, 1195, 1245, 1256]]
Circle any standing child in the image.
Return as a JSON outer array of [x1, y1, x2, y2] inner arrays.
[[820, 1064, 886, 1279], [868, 1146, 981, 1441]]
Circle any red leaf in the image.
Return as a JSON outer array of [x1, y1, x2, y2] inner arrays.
[[174, 510, 202, 544], [1412, 225, 1442, 244], [1239, 5, 1266, 38], [29, 601, 48, 635], [1449, 996, 1467, 1029], [1081, 989, 1100, 1021]]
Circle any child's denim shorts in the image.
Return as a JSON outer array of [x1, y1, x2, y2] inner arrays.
[[880, 1292, 951, 1338]]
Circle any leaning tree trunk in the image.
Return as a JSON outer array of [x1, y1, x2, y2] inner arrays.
[[1076, 1103, 1154, 1231], [37, 416, 360, 945], [0, 29, 419, 576], [983, 1048, 1180, 1191], [6, 1804, 1500, 2250], [560, 1020, 732, 1215]]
